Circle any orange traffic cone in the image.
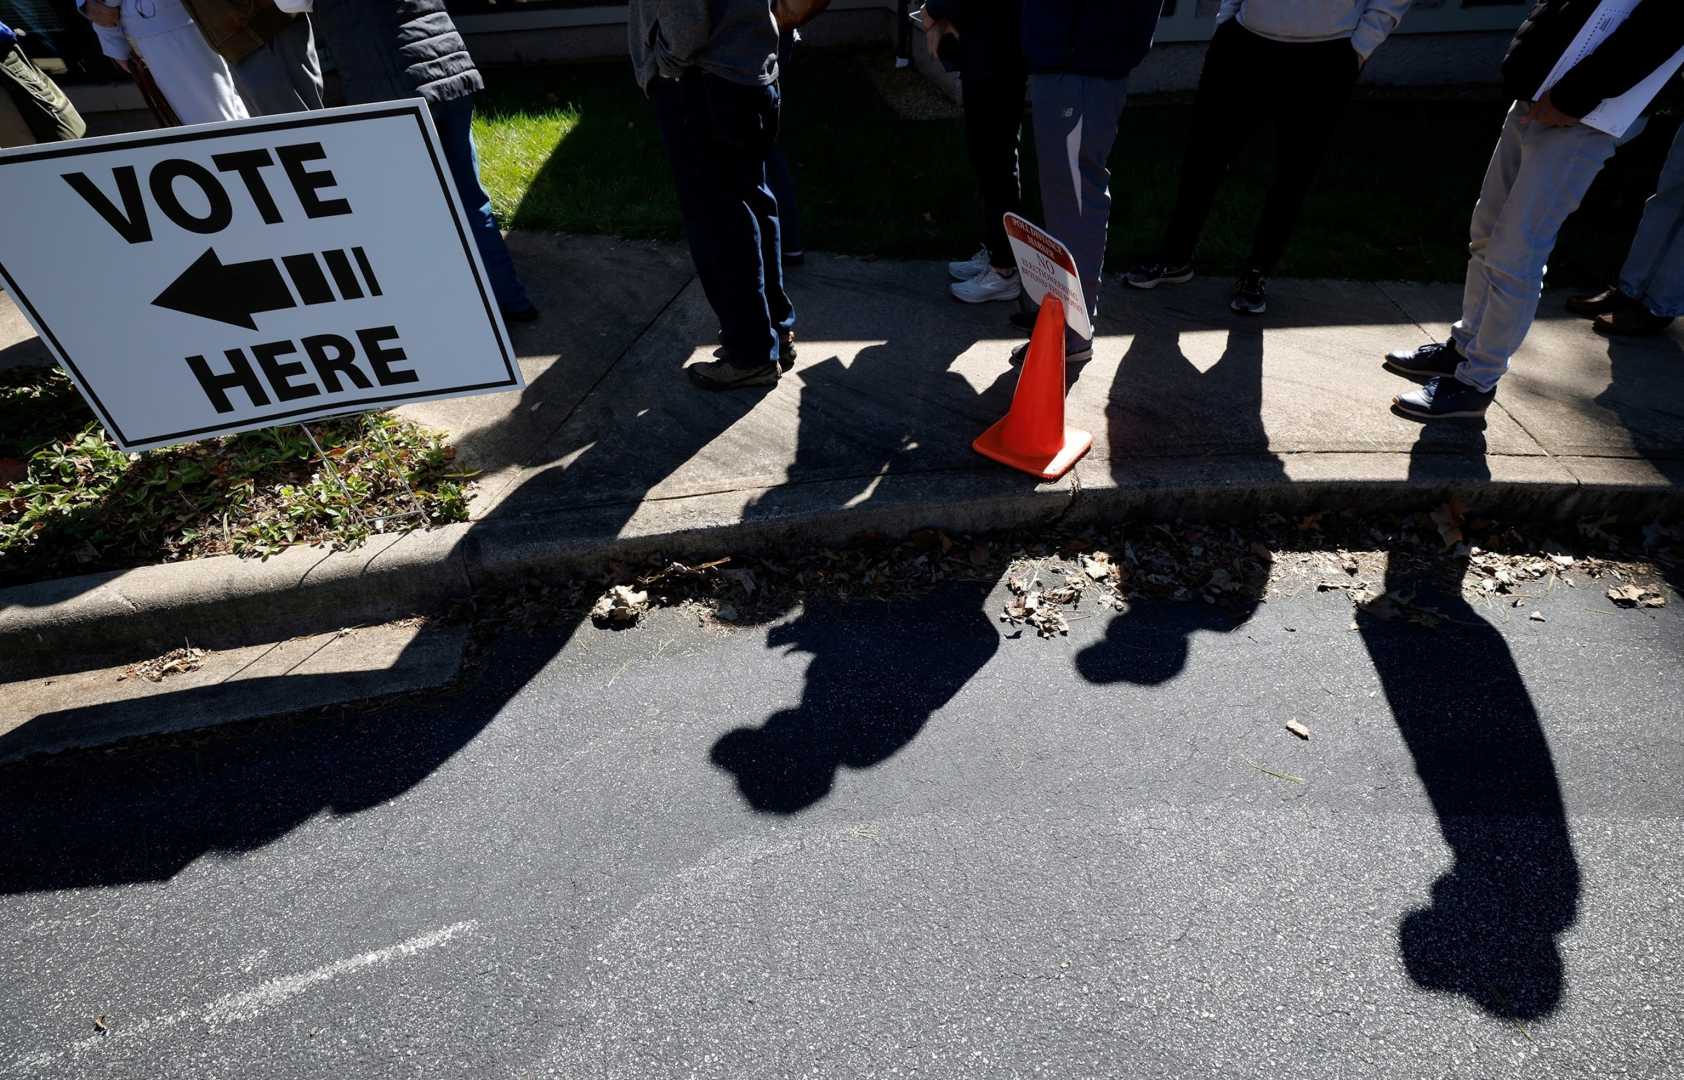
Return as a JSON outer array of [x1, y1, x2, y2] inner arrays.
[[971, 296, 1092, 480]]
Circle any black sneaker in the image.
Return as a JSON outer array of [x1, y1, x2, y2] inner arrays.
[[1564, 286, 1630, 319], [1392, 376, 1493, 422], [1594, 306, 1675, 337], [1230, 269, 1267, 315], [1124, 261, 1195, 290], [1384, 340, 1462, 381], [1009, 336, 1094, 366], [687, 355, 780, 391], [714, 332, 797, 372]]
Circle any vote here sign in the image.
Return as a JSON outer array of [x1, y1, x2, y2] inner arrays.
[[0, 101, 522, 452]]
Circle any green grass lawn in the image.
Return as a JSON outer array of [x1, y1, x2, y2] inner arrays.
[[474, 47, 1678, 285]]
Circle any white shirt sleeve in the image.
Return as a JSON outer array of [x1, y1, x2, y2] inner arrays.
[[1352, 0, 1414, 61]]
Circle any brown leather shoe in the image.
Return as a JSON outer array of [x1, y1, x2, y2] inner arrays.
[[1565, 286, 1632, 319], [1594, 306, 1676, 337]]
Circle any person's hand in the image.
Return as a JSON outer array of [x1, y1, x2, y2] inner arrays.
[[83, 0, 122, 28], [924, 17, 956, 59], [1523, 93, 1579, 128]]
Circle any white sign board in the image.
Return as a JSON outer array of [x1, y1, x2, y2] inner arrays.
[[0, 101, 522, 452], [1004, 212, 1091, 341]]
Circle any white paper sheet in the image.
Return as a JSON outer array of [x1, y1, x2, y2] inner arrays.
[[1533, 0, 1684, 138]]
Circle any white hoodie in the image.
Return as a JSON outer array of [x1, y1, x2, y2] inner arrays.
[[1216, 0, 1414, 61]]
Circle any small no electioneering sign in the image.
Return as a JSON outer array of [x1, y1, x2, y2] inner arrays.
[[1003, 212, 1091, 342], [0, 100, 522, 452]]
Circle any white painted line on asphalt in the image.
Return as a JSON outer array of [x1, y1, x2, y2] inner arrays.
[[207, 919, 477, 1024], [2, 920, 478, 1076]]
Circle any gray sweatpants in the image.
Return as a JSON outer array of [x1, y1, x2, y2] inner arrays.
[[1030, 73, 1130, 344], [232, 17, 324, 117]]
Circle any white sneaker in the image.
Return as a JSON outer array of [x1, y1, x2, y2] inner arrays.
[[947, 245, 992, 282], [950, 267, 1023, 304]]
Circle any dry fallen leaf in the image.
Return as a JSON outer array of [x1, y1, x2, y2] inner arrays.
[[590, 585, 649, 627], [1285, 719, 1311, 740], [1430, 500, 1465, 549], [1607, 583, 1667, 609]]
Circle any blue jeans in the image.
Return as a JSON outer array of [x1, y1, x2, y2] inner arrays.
[[652, 71, 794, 369], [1619, 121, 1684, 319], [1030, 72, 1130, 346], [429, 94, 532, 314], [1452, 102, 1618, 393], [765, 30, 802, 254]]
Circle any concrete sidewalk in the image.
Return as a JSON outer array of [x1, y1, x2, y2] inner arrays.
[[402, 232, 1684, 538], [4, 231, 1683, 678]]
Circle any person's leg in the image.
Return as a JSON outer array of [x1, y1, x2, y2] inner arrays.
[[763, 30, 802, 257], [1448, 104, 1528, 362], [231, 17, 324, 116], [0, 40, 85, 142], [653, 73, 781, 370], [749, 83, 794, 343], [1249, 37, 1359, 273], [1453, 113, 1619, 392], [135, 27, 249, 124], [429, 94, 533, 315], [966, 64, 1027, 271], [1618, 121, 1684, 319], [764, 144, 801, 255], [1158, 19, 1254, 266], [1032, 72, 1129, 341]]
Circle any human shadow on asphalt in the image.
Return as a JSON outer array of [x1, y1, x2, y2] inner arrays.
[[0, 320, 765, 892], [1355, 429, 1579, 1021], [709, 337, 1045, 814], [1074, 325, 1278, 688]]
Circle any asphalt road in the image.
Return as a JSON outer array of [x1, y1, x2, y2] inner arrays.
[[2, 562, 1681, 1079]]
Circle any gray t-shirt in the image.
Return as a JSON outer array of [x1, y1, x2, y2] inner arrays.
[[627, 0, 780, 89]]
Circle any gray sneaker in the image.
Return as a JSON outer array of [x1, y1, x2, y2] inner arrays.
[[951, 267, 1023, 304], [948, 245, 992, 282]]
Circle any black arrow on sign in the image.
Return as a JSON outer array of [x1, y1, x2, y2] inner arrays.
[[152, 247, 296, 331], [153, 246, 384, 330]]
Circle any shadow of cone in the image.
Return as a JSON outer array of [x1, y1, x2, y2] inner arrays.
[[972, 296, 1092, 480]]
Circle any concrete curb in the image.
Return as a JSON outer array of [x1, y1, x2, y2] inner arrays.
[[5, 452, 1681, 681]]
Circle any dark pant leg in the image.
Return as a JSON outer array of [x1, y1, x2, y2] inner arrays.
[[1160, 20, 1260, 265], [231, 16, 324, 116], [429, 94, 532, 312], [764, 30, 802, 254], [765, 145, 801, 254], [0, 42, 85, 142], [753, 84, 795, 337], [652, 72, 785, 368], [1249, 39, 1359, 272], [964, 63, 1028, 269]]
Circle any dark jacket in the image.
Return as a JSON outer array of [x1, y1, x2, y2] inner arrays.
[[925, 0, 1023, 81], [177, 0, 295, 64], [1503, 0, 1684, 119], [1019, 0, 1159, 79], [314, 0, 484, 106]]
